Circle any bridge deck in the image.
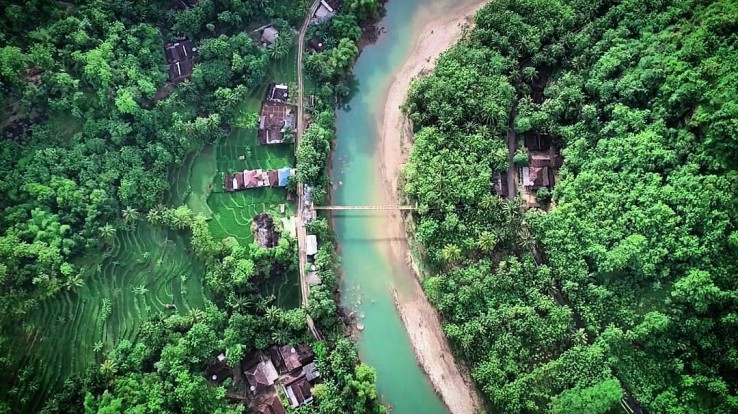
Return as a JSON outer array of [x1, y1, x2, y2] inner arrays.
[[312, 205, 417, 210]]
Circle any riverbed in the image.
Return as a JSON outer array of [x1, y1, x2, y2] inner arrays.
[[333, 0, 485, 413]]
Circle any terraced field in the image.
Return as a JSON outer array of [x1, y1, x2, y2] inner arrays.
[[3, 222, 207, 412], [203, 45, 301, 309]]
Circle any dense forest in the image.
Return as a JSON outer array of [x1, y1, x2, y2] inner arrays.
[[404, 0, 738, 413], [0, 0, 383, 412]]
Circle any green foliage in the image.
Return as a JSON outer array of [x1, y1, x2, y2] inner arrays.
[[535, 187, 551, 204], [513, 150, 529, 167], [404, 0, 738, 412], [550, 378, 623, 414]]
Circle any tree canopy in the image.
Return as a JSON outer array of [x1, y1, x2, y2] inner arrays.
[[404, 0, 738, 412]]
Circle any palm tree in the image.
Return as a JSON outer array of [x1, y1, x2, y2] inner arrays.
[[65, 274, 85, 291], [477, 231, 498, 252], [99, 359, 118, 377], [573, 328, 588, 345], [93, 341, 104, 353], [265, 305, 281, 324], [227, 295, 252, 312], [441, 244, 462, 264], [146, 208, 161, 224], [99, 223, 116, 241], [271, 329, 290, 345], [188, 309, 205, 324], [122, 206, 139, 223], [479, 194, 497, 210]]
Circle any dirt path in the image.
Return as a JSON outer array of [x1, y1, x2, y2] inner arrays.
[[377, 2, 488, 413]]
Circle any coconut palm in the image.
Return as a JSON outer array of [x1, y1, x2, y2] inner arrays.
[[98, 223, 116, 241], [264, 305, 281, 323], [271, 329, 290, 345], [573, 328, 588, 345], [99, 359, 118, 377], [441, 244, 462, 263], [146, 208, 161, 224], [188, 308, 205, 324], [65, 274, 85, 290], [93, 341, 104, 353], [477, 231, 499, 252], [122, 206, 139, 223]]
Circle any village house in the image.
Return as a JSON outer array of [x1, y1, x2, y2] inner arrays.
[[518, 132, 563, 205], [311, 0, 341, 24], [163, 39, 195, 83], [259, 102, 294, 144], [266, 344, 320, 409], [224, 168, 294, 192], [244, 353, 279, 394], [494, 171, 509, 198], [307, 37, 325, 53], [254, 391, 287, 414]]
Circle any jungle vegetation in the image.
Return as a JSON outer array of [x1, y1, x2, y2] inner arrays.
[[0, 0, 382, 412], [403, 0, 738, 413]]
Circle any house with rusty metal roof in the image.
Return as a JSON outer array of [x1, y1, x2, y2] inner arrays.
[[244, 353, 279, 395]]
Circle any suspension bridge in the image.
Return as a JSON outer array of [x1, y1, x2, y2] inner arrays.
[[312, 204, 418, 211]]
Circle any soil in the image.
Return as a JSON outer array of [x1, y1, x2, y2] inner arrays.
[[376, 1, 489, 413]]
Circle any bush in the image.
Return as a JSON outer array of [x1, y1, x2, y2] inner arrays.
[[535, 187, 552, 204], [513, 150, 529, 167]]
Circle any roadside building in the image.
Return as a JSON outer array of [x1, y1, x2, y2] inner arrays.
[[306, 235, 318, 258], [258, 102, 295, 144], [266, 83, 290, 103], [312, 0, 341, 24]]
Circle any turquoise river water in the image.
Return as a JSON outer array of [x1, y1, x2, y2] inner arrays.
[[333, 0, 478, 412]]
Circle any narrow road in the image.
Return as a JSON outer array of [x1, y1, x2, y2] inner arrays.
[[295, 0, 323, 338]]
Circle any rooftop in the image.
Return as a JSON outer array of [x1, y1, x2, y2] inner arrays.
[[255, 394, 287, 414], [244, 354, 279, 394], [258, 102, 294, 145], [284, 376, 313, 408]]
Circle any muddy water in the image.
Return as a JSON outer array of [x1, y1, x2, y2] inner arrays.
[[332, 1, 478, 412]]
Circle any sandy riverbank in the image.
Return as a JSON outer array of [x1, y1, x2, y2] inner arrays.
[[376, 2, 488, 413]]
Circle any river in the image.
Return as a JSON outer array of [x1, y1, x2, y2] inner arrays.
[[332, 0, 480, 412]]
